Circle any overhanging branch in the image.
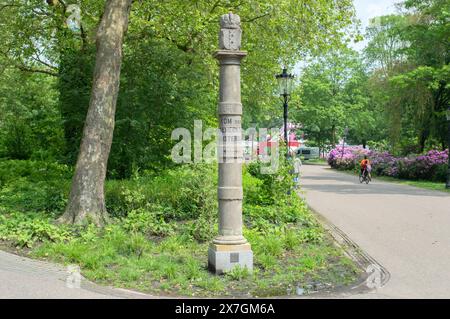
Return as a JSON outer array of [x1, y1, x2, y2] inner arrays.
[[242, 12, 271, 23], [16, 64, 58, 76]]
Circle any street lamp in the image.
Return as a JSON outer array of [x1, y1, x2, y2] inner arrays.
[[276, 68, 295, 157], [446, 107, 450, 189]]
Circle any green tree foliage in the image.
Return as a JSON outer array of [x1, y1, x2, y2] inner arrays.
[[297, 0, 449, 156], [0, 69, 64, 160], [364, 0, 449, 154], [1, 0, 357, 177], [58, 46, 95, 163], [294, 49, 378, 153], [3, 0, 445, 164]]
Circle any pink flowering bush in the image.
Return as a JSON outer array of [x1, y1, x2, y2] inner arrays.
[[328, 147, 448, 182], [328, 146, 368, 171]]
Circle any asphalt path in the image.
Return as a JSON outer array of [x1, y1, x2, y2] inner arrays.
[[0, 249, 151, 299], [300, 164, 450, 298]]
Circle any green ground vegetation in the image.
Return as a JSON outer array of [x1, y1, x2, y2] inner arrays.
[[375, 176, 450, 194], [333, 166, 450, 194], [0, 159, 360, 297], [303, 158, 328, 165]]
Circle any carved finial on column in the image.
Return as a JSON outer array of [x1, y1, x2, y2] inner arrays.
[[219, 12, 242, 50]]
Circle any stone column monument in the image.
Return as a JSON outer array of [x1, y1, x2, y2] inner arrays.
[[208, 13, 253, 274]]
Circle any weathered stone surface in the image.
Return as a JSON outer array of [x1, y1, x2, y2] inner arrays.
[[220, 12, 241, 29], [209, 13, 253, 273], [219, 13, 242, 50], [208, 244, 253, 274]]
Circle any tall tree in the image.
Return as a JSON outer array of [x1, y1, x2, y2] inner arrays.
[[1, 0, 359, 222], [294, 49, 374, 153], [59, 0, 133, 225], [1, 0, 357, 177], [364, 0, 449, 154]]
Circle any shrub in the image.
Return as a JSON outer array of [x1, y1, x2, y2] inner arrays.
[[2, 121, 33, 160], [246, 151, 296, 205], [105, 164, 217, 220], [242, 167, 264, 205], [183, 215, 216, 242], [433, 163, 448, 182], [0, 178, 69, 214], [299, 227, 324, 244], [328, 147, 448, 182], [0, 211, 72, 247], [0, 160, 71, 214], [0, 160, 72, 186], [121, 207, 175, 237]]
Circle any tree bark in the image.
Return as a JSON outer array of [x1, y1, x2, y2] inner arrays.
[[419, 128, 429, 154], [331, 124, 336, 148], [59, 0, 133, 225]]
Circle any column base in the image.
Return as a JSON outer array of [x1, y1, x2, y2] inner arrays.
[[208, 243, 253, 275]]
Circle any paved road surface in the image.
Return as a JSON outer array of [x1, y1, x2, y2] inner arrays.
[[300, 164, 450, 299], [0, 249, 152, 299]]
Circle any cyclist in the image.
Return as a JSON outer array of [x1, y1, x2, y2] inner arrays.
[[360, 155, 371, 179]]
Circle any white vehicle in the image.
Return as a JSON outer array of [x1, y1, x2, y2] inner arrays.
[[296, 146, 320, 160]]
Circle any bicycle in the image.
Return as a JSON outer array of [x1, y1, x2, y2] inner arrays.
[[359, 168, 371, 184]]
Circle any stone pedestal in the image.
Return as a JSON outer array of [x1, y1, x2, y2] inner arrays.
[[208, 13, 253, 274], [208, 243, 253, 275]]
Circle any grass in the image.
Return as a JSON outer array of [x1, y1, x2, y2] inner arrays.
[[21, 221, 360, 297], [375, 176, 450, 193], [331, 166, 450, 193], [330, 166, 450, 193], [0, 159, 362, 297], [303, 158, 328, 165]]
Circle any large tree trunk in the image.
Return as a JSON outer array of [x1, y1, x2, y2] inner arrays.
[[418, 128, 429, 154], [59, 0, 132, 225], [331, 124, 336, 148]]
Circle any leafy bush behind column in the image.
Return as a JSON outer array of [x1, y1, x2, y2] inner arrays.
[[0, 157, 314, 247]]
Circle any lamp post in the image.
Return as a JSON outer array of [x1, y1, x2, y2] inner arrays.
[[276, 68, 295, 157], [446, 107, 450, 189], [341, 126, 349, 158]]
